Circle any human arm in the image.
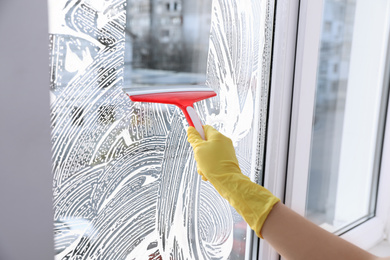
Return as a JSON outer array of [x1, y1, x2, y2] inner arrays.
[[187, 125, 388, 260], [262, 202, 384, 260]]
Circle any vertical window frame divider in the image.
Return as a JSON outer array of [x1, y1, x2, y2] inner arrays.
[[258, 0, 302, 259], [284, 0, 324, 216]]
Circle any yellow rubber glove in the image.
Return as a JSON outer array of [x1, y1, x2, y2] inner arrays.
[[187, 125, 280, 238]]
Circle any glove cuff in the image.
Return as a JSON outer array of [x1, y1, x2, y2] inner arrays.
[[209, 174, 280, 239]]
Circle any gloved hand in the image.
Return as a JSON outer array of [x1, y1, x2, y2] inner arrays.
[[187, 125, 280, 238]]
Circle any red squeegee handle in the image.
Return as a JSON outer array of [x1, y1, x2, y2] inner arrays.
[[177, 104, 206, 140], [128, 91, 217, 140]]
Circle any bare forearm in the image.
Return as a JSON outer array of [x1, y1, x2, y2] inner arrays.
[[261, 202, 379, 260]]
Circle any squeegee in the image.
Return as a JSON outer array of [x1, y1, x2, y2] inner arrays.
[[124, 85, 216, 140]]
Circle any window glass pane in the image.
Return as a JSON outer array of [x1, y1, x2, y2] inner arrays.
[[306, 0, 389, 234], [49, 0, 274, 258]]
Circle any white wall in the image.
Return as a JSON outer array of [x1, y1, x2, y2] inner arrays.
[[0, 0, 54, 259]]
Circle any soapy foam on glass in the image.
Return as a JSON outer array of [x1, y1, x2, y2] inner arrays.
[[49, 0, 273, 258]]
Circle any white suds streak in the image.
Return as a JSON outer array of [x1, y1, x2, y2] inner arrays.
[[54, 136, 163, 258], [157, 116, 200, 258], [51, 77, 126, 181]]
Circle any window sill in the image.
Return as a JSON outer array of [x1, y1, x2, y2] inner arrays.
[[369, 240, 390, 257]]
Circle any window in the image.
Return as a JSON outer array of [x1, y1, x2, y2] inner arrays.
[[49, 0, 275, 258], [324, 21, 332, 33], [262, 1, 390, 258], [280, 0, 390, 253], [306, 0, 389, 235], [333, 63, 338, 73], [160, 29, 170, 37]]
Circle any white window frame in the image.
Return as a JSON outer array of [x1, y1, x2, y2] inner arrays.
[[0, 0, 54, 259], [260, 0, 390, 258], [259, 0, 301, 258]]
